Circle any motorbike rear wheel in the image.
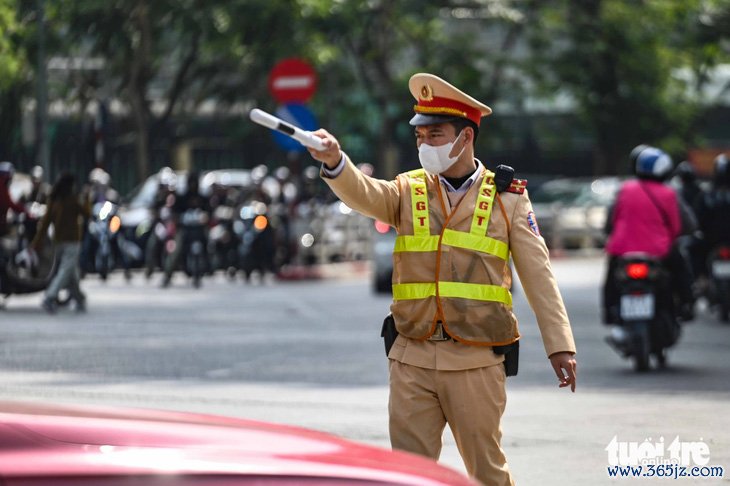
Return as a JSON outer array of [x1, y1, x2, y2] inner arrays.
[[720, 303, 729, 323], [187, 252, 204, 289], [633, 325, 651, 372], [96, 252, 110, 281]]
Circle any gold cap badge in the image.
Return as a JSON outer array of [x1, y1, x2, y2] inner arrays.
[[420, 84, 434, 101]]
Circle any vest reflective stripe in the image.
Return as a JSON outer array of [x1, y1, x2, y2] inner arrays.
[[393, 282, 512, 306], [393, 230, 508, 260], [409, 170, 430, 237], [394, 234, 439, 252], [471, 171, 495, 235], [442, 229, 509, 260]]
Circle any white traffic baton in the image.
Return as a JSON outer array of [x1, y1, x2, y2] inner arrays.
[[249, 108, 326, 151]]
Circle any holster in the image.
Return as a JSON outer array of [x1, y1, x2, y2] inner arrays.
[[381, 314, 398, 357], [493, 340, 520, 377]]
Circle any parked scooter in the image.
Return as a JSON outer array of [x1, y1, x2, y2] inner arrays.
[[706, 244, 730, 322], [605, 253, 681, 371]]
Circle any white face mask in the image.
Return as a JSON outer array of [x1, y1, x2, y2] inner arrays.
[[418, 130, 466, 175]]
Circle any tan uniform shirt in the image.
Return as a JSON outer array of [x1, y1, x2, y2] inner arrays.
[[322, 155, 576, 371]]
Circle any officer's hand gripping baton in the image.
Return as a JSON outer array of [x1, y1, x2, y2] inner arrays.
[[249, 108, 326, 151]]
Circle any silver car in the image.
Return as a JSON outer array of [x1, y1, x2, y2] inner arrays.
[[530, 177, 624, 250]]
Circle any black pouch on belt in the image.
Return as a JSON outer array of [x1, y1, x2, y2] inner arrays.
[[381, 314, 398, 357], [493, 341, 519, 377]]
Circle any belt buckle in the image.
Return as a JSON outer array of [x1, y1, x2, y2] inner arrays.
[[428, 322, 449, 341]]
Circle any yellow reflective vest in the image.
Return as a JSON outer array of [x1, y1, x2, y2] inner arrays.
[[391, 168, 519, 346]]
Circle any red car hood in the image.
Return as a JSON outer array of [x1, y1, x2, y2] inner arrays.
[[0, 401, 476, 485]]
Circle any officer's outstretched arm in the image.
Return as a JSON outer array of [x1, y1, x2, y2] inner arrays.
[[309, 129, 400, 228]]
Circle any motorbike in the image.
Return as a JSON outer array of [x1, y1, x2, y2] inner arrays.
[[289, 200, 323, 267], [236, 200, 276, 282], [142, 205, 175, 279], [605, 253, 681, 371], [208, 204, 239, 279], [82, 201, 140, 281], [179, 208, 210, 288], [707, 244, 730, 322]]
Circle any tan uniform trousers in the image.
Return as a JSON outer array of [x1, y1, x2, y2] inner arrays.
[[389, 360, 514, 486]]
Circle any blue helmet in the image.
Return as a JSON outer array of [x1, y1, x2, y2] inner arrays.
[[630, 145, 673, 181]]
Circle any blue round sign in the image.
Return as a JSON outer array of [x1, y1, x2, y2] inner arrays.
[[272, 103, 318, 153]]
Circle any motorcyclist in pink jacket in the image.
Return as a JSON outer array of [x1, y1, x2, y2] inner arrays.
[[603, 145, 695, 323]]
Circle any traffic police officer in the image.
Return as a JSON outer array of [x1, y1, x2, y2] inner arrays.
[[308, 73, 577, 486]]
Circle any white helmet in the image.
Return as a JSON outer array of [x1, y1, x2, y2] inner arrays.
[[31, 165, 44, 180], [89, 167, 111, 185], [158, 166, 176, 187]]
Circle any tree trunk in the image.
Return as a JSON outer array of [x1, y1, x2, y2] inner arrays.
[[129, 0, 152, 179], [131, 95, 150, 179], [379, 115, 400, 179]]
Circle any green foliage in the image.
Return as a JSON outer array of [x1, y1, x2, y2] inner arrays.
[[46, 0, 302, 107], [526, 0, 730, 173], [0, 0, 33, 159], [0, 0, 23, 89], [294, 0, 531, 172], [3, 0, 730, 177]]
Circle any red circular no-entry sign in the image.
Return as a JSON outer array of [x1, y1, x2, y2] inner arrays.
[[268, 58, 318, 104]]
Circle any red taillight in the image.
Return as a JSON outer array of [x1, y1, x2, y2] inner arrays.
[[374, 220, 391, 234], [718, 247, 730, 260], [626, 263, 649, 279]]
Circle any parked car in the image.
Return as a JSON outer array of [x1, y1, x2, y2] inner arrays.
[[0, 401, 478, 485], [530, 177, 624, 249]]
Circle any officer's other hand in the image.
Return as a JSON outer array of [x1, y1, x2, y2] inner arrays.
[[549, 352, 577, 392], [307, 129, 342, 169]]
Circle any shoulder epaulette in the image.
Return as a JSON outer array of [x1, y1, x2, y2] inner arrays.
[[505, 179, 527, 194]]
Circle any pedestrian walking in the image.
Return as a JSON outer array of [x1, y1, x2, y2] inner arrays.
[[31, 172, 90, 313]]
